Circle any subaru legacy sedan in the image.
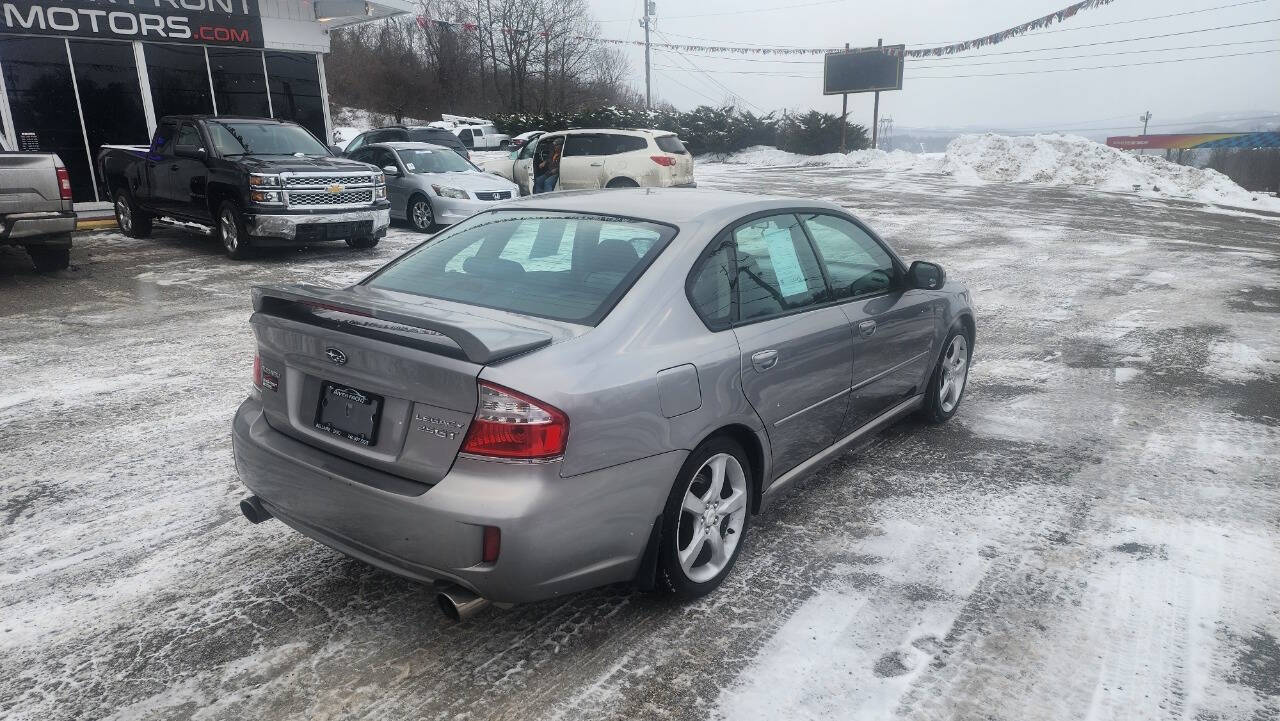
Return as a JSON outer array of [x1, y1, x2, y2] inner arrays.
[[232, 188, 974, 620]]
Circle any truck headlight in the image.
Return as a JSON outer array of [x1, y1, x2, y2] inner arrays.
[[432, 185, 468, 199], [375, 172, 386, 185], [250, 190, 283, 204], [249, 173, 282, 188], [374, 185, 387, 200]]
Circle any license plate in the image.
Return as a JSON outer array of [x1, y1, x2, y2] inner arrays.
[[314, 381, 383, 446]]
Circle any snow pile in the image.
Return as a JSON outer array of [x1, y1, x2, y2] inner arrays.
[[702, 144, 943, 172], [940, 133, 1272, 208], [702, 134, 1279, 211]]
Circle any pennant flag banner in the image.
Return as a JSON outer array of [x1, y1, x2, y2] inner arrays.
[[416, 0, 1118, 58]]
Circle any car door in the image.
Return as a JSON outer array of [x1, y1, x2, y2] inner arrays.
[[164, 121, 211, 221], [728, 213, 854, 478], [140, 120, 178, 209], [601, 134, 648, 185], [559, 133, 606, 190], [799, 212, 938, 433], [514, 136, 541, 195], [374, 147, 410, 218]]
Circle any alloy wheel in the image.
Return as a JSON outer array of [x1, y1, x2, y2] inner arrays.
[[678, 453, 748, 583], [938, 334, 969, 413], [115, 196, 132, 234], [411, 199, 433, 230], [220, 208, 239, 252]]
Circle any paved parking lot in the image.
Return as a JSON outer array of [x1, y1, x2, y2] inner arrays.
[[1, 166, 1277, 721]]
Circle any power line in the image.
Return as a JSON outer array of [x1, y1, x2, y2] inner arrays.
[[622, 15, 1280, 56], [905, 0, 1272, 45], [653, 70, 725, 106], [597, 0, 848, 23], [650, 48, 1280, 79], [653, 28, 765, 111], [653, 38, 1280, 67]]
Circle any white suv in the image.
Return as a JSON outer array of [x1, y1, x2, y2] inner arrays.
[[483, 128, 696, 195]]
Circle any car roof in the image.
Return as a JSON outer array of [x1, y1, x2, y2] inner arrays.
[[546, 128, 673, 137], [371, 141, 459, 151], [161, 115, 293, 125], [496, 188, 847, 226]]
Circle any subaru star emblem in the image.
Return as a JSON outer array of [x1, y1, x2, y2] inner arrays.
[[325, 347, 348, 365]]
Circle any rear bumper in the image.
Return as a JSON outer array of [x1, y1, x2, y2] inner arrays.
[[1, 211, 76, 244], [245, 207, 390, 243], [232, 399, 685, 603]]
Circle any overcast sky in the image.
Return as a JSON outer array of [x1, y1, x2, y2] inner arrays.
[[584, 0, 1280, 133]]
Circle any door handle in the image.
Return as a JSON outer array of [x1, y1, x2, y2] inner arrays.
[[858, 320, 877, 338], [589, 161, 604, 167], [751, 349, 779, 371], [170, 164, 179, 171]]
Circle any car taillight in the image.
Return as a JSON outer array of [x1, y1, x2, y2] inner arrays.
[[650, 155, 676, 167], [252, 353, 263, 389], [56, 167, 72, 200], [460, 381, 568, 460]]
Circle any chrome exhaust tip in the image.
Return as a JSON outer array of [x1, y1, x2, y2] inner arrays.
[[239, 496, 273, 524], [435, 584, 490, 622]]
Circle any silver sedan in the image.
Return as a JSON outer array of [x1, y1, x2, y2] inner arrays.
[[348, 141, 519, 231], [232, 188, 974, 620]]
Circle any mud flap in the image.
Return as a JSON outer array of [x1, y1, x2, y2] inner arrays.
[[634, 513, 663, 591]]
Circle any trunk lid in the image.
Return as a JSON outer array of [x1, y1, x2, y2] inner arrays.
[[249, 284, 578, 484]]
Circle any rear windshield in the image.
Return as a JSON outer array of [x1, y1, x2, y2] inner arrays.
[[656, 135, 688, 154], [364, 210, 676, 325], [408, 129, 461, 147]]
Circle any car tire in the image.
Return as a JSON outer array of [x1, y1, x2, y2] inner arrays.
[[920, 324, 972, 424], [407, 193, 435, 233], [113, 188, 152, 238], [606, 177, 639, 188], [346, 235, 380, 249], [28, 245, 70, 273], [657, 436, 753, 599], [216, 200, 252, 260]]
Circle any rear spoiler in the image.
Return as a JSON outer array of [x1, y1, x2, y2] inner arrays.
[[252, 284, 553, 365]]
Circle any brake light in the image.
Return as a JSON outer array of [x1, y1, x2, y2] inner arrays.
[[460, 381, 568, 459], [650, 155, 676, 167], [252, 353, 263, 389], [55, 167, 72, 200]]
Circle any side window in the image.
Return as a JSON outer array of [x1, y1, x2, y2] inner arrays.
[[689, 240, 734, 330], [800, 214, 898, 299], [175, 123, 201, 151], [151, 121, 178, 154], [608, 135, 647, 154], [345, 133, 367, 153], [564, 134, 605, 157], [518, 139, 539, 160], [733, 214, 828, 321]]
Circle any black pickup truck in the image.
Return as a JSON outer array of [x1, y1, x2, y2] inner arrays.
[[98, 116, 390, 259]]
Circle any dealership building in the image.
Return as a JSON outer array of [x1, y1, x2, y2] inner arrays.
[[0, 0, 412, 207]]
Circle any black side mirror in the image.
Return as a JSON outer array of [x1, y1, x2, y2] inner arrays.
[[329, 144, 345, 156], [908, 260, 946, 290], [175, 145, 206, 160]]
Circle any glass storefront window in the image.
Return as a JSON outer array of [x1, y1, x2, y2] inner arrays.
[[145, 44, 214, 118], [207, 47, 269, 118], [0, 36, 95, 202], [69, 39, 149, 202], [265, 51, 326, 142]]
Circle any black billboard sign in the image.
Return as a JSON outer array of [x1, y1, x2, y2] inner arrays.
[[1, 0, 264, 47], [823, 45, 905, 95]]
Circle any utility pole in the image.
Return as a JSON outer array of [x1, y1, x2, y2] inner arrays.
[[1140, 110, 1152, 135], [839, 42, 849, 153], [641, 1, 654, 110], [871, 38, 882, 150]]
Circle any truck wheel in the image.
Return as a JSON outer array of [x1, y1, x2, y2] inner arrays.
[[216, 201, 252, 260], [407, 193, 434, 232], [346, 235, 380, 249], [113, 188, 152, 238], [28, 246, 70, 273]]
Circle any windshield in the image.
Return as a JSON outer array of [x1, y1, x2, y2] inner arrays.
[[207, 122, 329, 157], [397, 148, 474, 174], [364, 210, 676, 325]]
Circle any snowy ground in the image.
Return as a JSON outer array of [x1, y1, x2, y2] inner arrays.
[[1, 165, 1278, 721]]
